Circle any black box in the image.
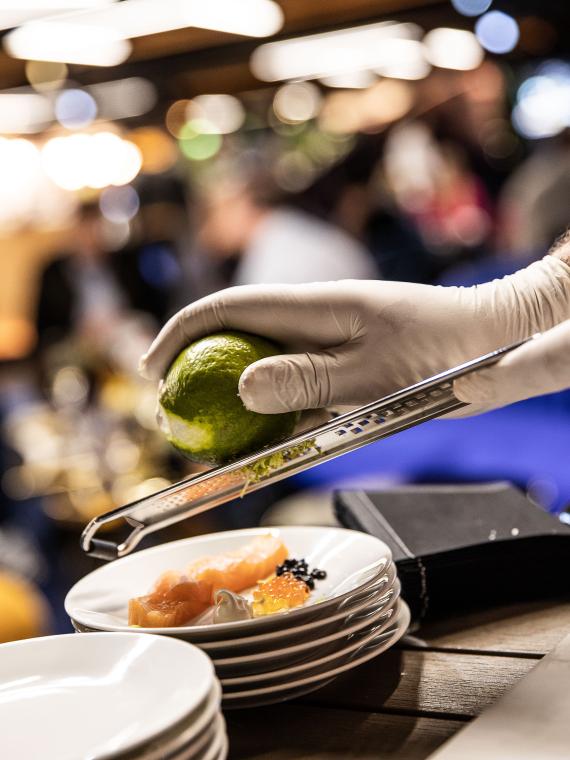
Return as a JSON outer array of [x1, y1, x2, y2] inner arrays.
[[334, 483, 570, 623]]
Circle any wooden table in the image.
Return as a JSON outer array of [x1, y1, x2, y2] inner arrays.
[[226, 598, 570, 759]]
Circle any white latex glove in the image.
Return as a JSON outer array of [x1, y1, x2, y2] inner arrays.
[[454, 319, 570, 411], [140, 255, 570, 414]]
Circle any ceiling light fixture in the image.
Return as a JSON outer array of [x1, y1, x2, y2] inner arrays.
[[4, 21, 132, 66], [424, 27, 484, 70], [251, 22, 423, 82]]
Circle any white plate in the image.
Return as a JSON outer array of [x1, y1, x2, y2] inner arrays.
[[222, 601, 410, 705], [121, 680, 222, 760], [0, 633, 214, 760], [214, 581, 400, 678], [65, 527, 392, 639], [165, 713, 223, 760], [171, 718, 227, 760], [71, 565, 396, 655], [197, 566, 397, 656], [220, 678, 336, 710], [220, 599, 403, 688]]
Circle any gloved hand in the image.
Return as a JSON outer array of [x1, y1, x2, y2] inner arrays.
[[140, 255, 570, 414], [454, 319, 570, 411]]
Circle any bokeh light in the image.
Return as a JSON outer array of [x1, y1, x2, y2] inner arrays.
[[25, 60, 68, 92], [512, 62, 570, 140], [273, 82, 322, 124], [55, 89, 98, 129], [475, 11, 520, 54], [99, 185, 140, 223], [178, 122, 222, 161], [0, 138, 44, 226], [424, 28, 484, 70], [127, 127, 178, 174], [188, 94, 245, 134], [89, 77, 157, 121], [319, 80, 413, 134], [165, 99, 192, 138], [376, 38, 430, 80], [0, 93, 52, 133], [320, 71, 377, 89], [273, 150, 316, 192], [451, 0, 492, 17], [42, 132, 142, 190]]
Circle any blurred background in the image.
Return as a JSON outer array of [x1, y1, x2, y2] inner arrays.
[[0, 0, 569, 638]]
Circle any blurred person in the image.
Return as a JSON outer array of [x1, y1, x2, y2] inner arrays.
[[498, 131, 570, 258], [36, 202, 157, 349], [141, 235, 570, 421], [294, 133, 434, 283], [197, 177, 378, 285], [383, 123, 493, 268], [34, 197, 186, 372]]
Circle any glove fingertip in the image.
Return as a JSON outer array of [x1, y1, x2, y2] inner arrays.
[[138, 353, 151, 378], [138, 352, 163, 381], [239, 363, 288, 414], [453, 374, 492, 404]]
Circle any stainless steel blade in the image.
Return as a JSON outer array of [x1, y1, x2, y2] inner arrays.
[[81, 336, 537, 560]]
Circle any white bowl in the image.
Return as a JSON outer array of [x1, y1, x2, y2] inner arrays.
[[0, 632, 214, 760], [66, 527, 392, 639]]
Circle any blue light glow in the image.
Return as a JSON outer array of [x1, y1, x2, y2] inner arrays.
[[451, 0, 492, 17], [99, 185, 140, 223], [55, 89, 97, 129], [475, 10, 519, 54]]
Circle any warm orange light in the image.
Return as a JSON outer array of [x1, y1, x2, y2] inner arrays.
[[127, 127, 178, 174], [0, 317, 36, 360]]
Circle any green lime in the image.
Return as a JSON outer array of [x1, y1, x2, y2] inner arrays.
[[158, 331, 299, 465]]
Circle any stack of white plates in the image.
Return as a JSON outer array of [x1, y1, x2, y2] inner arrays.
[[0, 632, 227, 760], [66, 527, 410, 708]]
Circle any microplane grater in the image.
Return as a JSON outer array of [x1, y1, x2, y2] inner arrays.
[[81, 336, 537, 560]]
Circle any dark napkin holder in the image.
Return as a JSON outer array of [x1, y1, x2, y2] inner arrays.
[[334, 483, 570, 623]]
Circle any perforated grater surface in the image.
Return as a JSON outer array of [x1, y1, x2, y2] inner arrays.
[[81, 337, 537, 560]]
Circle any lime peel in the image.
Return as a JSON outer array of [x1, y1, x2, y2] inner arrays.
[[158, 331, 299, 465], [239, 438, 319, 496]]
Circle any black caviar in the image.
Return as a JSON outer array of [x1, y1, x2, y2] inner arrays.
[[275, 558, 327, 590]]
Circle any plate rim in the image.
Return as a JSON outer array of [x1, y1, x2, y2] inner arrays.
[[222, 600, 410, 700], [198, 565, 397, 653], [70, 571, 397, 655], [120, 680, 222, 760], [0, 632, 215, 760], [66, 526, 392, 637], [220, 597, 402, 687], [214, 580, 400, 668]]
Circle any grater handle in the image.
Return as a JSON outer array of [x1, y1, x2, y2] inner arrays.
[[81, 335, 539, 559]]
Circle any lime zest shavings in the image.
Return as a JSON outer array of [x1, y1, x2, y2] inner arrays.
[[239, 438, 319, 497]]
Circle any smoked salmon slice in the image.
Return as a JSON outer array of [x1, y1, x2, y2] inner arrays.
[[128, 535, 288, 627]]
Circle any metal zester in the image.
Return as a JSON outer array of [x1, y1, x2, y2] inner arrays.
[[81, 336, 537, 560]]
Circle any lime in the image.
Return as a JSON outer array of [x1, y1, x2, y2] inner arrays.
[[158, 331, 299, 465]]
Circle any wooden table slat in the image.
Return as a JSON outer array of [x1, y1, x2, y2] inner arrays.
[[415, 600, 570, 656], [226, 706, 463, 760], [302, 648, 536, 718]]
